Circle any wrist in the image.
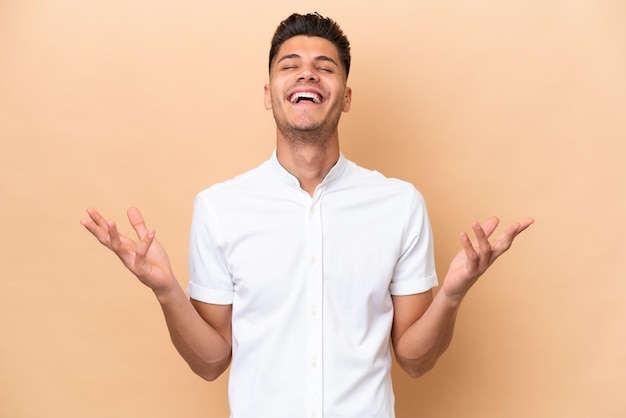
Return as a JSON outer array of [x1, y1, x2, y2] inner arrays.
[[437, 287, 465, 310], [152, 279, 182, 305]]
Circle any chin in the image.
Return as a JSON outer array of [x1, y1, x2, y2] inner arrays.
[[286, 118, 324, 132]]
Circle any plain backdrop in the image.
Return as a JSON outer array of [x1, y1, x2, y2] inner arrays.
[[1, 0, 625, 417]]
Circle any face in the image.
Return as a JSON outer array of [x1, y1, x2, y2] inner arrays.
[[264, 35, 352, 142]]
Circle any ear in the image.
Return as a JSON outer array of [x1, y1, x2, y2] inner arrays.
[[342, 87, 352, 112], [264, 84, 272, 110]]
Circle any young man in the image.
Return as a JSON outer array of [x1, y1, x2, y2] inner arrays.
[[81, 13, 533, 418]]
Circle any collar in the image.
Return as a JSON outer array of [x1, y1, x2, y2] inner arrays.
[[270, 149, 348, 190]]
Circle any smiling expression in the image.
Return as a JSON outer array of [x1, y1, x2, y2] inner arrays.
[[264, 35, 352, 143]]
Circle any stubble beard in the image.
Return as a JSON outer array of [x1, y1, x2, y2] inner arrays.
[[275, 110, 342, 149]]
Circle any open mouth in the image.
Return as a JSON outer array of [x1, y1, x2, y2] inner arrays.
[[288, 91, 323, 104]]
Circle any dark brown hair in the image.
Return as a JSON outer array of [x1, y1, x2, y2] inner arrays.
[[269, 13, 351, 77]]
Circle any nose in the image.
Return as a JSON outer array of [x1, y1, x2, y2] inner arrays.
[[297, 66, 319, 82]]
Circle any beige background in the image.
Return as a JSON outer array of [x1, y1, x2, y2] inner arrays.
[[1, 0, 625, 417]]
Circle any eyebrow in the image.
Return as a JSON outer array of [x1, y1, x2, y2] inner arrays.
[[277, 53, 339, 67]]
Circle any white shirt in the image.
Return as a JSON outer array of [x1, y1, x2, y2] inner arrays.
[[187, 151, 438, 418]]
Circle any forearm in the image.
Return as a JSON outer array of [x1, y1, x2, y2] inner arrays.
[[394, 291, 462, 378], [81, 207, 231, 379], [153, 280, 231, 381]]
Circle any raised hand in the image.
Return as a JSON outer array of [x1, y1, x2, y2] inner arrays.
[[80, 207, 176, 294], [442, 216, 534, 302]]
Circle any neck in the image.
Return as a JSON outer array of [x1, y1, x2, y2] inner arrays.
[[276, 131, 340, 196]]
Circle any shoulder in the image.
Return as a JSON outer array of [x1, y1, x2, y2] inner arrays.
[[336, 158, 426, 204], [195, 158, 273, 203]]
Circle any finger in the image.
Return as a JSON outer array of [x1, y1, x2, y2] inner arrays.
[[136, 229, 156, 260], [80, 217, 104, 240], [132, 229, 156, 277], [503, 217, 535, 241], [460, 231, 479, 272], [489, 218, 534, 260], [127, 207, 149, 238], [107, 220, 124, 251], [85, 207, 110, 230], [472, 221, 489, 246], [81, 209, 112, 245], [480, 216, 500, 238], [472, 221, 492, 270], [517, 217, 535, 234]]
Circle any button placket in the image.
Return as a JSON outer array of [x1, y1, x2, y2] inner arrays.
[[306, 195, 324, 417]]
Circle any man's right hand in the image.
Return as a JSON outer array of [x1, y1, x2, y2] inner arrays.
[[81, 207, 175, 296], [81, 207, 233, 380]]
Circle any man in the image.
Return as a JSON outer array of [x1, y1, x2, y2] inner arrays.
[[81, 13, 533, 418]]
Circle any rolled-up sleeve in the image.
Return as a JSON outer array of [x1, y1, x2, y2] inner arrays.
[[187, 191, 234, 305], [389, 188, 438, 296]]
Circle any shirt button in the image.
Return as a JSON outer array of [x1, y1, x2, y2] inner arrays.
[[311, 360, 317, 368], [311, 309, 317, 316], [311, 256, 317, 264]]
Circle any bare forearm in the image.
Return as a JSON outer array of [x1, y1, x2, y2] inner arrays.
[[394, 217, 534, 378], [153, 280, 231, 381], [81, 208, 231, 379], [394, 291, 462, 378]]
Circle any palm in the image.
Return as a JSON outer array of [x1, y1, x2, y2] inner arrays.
[[115, 232, 172, 288], [81, 207, 174, 293], [441, 217, 534, 301]]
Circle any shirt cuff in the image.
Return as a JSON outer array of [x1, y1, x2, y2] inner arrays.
[[389, 273, 438, 296], [187, 281, 234, 305]]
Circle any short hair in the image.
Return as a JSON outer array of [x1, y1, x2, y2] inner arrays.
[[269, 12, 351, 78]]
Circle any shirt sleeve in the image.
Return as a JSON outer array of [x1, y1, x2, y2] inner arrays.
[[186, 191, 235, 305], [389, 187, 438, 296]]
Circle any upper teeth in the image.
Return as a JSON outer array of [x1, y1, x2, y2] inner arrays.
[[290, 92, 322, 104]]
